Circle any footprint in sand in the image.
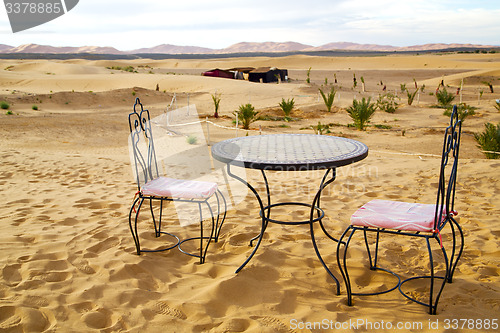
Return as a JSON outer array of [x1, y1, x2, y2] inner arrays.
[[28, 270, 72, 283], [0, 306, 55, 331], [2, 263, 22, 286], [68, 257, 96, 275], [0, 306, 21, 331], [217, 318, 252, 332], [22, 295, 50, 308], [153, 301, 187, 319], [82, 308, 113, 330], [251, 316, 295, 333]]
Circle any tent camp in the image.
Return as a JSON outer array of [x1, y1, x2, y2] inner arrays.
[[248, 67, 288, 83], [202, 67, 289, 83]]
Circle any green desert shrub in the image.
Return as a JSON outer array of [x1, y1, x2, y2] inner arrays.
[[494, 100, 500, 112], [443, 103, 476, 123], [377, 93, 399, 113], [319, 86, 337, 112], [108, 65, 136, 73], [435, 87, 455, 108], [279, 98, 295, 120], [406, 89, 418, 105], [0, 101, 9, 109], [234, 103, 259, 130], [474, 122, 500, 159], [211, 93, 221, 118], [346, 97, 377, 130], [310, 121, 331, 135], [32, 105, 38, 110]]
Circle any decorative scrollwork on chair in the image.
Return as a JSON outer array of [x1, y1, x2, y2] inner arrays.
[[128, 98, 226, 264]]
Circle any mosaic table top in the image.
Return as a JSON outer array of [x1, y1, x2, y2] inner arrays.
[[211, 134, 368, 170]]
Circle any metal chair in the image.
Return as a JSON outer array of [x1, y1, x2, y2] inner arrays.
[[337, 105, 464, 314], [128, 98, 226, 263]]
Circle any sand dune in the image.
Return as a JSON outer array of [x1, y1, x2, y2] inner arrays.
[[0, 53, 499, 332]]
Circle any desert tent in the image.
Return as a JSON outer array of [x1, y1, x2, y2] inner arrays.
[[228, 67, 255, 80], [202, 69, 234, 79], [248, 67, 288, 83]]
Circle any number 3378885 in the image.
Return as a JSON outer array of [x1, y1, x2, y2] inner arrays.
[[444, 319, 498, 330], [5, 2, 62, 14]]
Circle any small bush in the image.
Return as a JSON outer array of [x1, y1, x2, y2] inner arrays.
[[377, 93, 399, 113], [186, 135, 198, 145], [279, 98, 295, 119], [310, 121, 331, 135], [5, 110, 13, 115], [494, 100, 500, 112], [444, 103, 476, 123], [482, 81, 494, 93], [435, 88, 455, 108], [0, 101, 9, 109], [406, 89, 418, 105], [32, 105, 38, 110], [212, 93, 221, 118], [319, 86, 336, 112], [474, 122, 500, 159], [374, 124, 392, 129], [108, 66, 136, 73], [234, 103, 259, 130], [346, 97, 377, 131]]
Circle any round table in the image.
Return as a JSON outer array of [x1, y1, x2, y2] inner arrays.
[[211, 133, 368, 170], [212, 134, 368, 293]]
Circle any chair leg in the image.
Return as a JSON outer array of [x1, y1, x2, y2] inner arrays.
[[337, 226, 356, 306], [447, 217, 464, 283], [420, 237, 450, 314], [129, 197, 145, 255], [213, 190, 227, 242], [149, 199, 159, 237], [157, 200, 163, 237], [199, 201, 216, 264], [339, 227, 401, 307], [434, 236, 450, 315], [198, 203, 204, 264], [362, 228, 381, 270]]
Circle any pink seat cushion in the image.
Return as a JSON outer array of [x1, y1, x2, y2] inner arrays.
[[351, 199, 440, 232], [141, 177, 217, 199]]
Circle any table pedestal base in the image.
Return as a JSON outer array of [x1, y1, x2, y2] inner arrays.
[[228, 165, 342, 295]]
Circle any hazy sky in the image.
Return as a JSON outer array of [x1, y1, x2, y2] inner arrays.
[[1, 0, 499, 50]]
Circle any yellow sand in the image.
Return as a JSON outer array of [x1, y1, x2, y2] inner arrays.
[[0, 53, 499, 332]]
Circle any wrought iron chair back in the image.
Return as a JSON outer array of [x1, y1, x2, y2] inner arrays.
[[434, 108, 461, 232], [127, 98, 226, 264], [128, 99, 159, 190]]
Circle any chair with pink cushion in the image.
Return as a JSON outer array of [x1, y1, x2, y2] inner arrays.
[[336, 105, 463, 314], [128, 98, 226, 263]]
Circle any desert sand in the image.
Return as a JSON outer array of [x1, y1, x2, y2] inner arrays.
[[0, 52, 499, 332]]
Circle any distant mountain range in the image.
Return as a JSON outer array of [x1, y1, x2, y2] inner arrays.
[[0, 42, 497, 54]]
